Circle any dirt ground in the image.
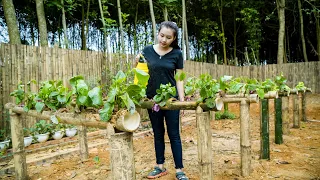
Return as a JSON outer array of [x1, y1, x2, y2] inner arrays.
[[1, 94, 320, 180]]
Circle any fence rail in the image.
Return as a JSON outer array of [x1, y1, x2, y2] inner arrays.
[[1, 43, 319, 130]]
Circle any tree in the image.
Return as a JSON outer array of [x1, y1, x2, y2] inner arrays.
[[298, 0, 308, 62], [276, 0, 285, 64], [214, 0, 227, 64], [2, 0, 21, 44], [117, 0, 125, 53], [35, 0, 48, 46], [148, 0, 157, 44]]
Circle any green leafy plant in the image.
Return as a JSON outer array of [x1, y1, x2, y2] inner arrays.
[[174, 70, 186, 81], [195, 74, 219, 108], [274, 73, 291, 94], [153, 83, 177, 107], [184, 77, 197, 98], [0, 129, 9, 141], [99, 69, 149, 122], [9, 83, 25, 105], [34, 120, 52, 135], [70, 76, 103, 109], [295, 82, 307, 91], [215, 111, 236, 120], [35, 80, 73, 112]]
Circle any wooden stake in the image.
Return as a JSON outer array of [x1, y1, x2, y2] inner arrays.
[[196, 106, 213, 180], [78, 125, 88, 161], [260, 99, 270, 159], [281, 96, 290, 135], [109, 132, 135, 180], [274, 98, 283, 144], [10, 112, 28, 180], [240, 100, 251, 176], [293, 94, 300, 128]]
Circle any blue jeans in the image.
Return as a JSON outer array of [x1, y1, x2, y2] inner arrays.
[[148, 109, 184, 169]]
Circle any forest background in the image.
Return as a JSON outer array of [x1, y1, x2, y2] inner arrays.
[[0, 0, 319, 65]]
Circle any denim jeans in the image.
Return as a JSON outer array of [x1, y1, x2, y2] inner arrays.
[[148, 109, 183, 169]]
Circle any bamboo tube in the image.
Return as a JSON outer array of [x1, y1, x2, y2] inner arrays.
[[263, 91, 278, 99], [293, 94, 300, 128], [222, 94, 259, 103], [302, 92, 307, 122], [5, 103, 108, 129], [240, 100, 251, 177], [281, 96, 290, 135], [278, 88, 312, 96], [274, 98, 283, 144], [109, 132, 136, 180], [110, 110, 141, 132], [78, 125, 88, 160], [10, 113, 27, 180], [138, 98, 223, 111], [196, 106, 213, 180], [260, 99, 270, 159]]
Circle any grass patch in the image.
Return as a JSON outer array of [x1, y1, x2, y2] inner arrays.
[[215, 111, 236, 120]]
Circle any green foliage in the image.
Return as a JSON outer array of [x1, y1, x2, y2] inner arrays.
[[215, 111, 236, 120], [295, 82, 307, 91], [196, 74, 219, 108], [36, 80, 73, 112], [184, 77, 197, 97], [34, 120, 52, 135], [99, 69, 149, 121], [9, 83, 25, 105], [174, 70, 186, 81], [0, 129, 10, 141], [153, 83, 176, 107], [274, 73, 291, 93]]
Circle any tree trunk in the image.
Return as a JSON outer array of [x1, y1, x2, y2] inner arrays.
[[218, 0, 227, 65], [133, 3, 139, 53], [85, 0, 91, 48], [98, 0, 109, 85], [117, 0, 125, 53], [61, 0, 68, 48], [233, 6, 237, 65], [182, 0, 185, 59], [182, 0, 190, 60], [2, 0, 21, 44], [163, 6, 168, 21], [81, 1, 86, 50], [298, 0, 308, 62], [35, 0, 48, 46], [276, 0, 285, 64], [316, 11, 320, 61], [148, 0, 157, 44]]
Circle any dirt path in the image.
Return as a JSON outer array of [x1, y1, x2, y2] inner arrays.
[[1, 94, 319, 180]]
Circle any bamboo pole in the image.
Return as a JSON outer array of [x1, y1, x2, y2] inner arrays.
[[274, 98, 283, 144], [293, 94, 300, 128], [223, 94, 259, 103], [109, 131, 136, 180], [281, 96, 290, 135], [240, 100, 251, 177], [138, 98, 223, 111], [196, 106, 213, 180], [260, 99, 270, 159], [78, 125, 88, 160], [10, 112, 28, 180]]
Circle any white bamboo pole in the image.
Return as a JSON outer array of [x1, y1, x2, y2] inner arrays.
[[240, 100, 251, 176]]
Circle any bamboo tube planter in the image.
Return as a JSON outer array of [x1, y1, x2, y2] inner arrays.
[[293, 94, 300, 128], [240, 100, 251, 176], [281, 96, 290, 135], [274, 98, 283, 144], [260, 99, 270, 159]]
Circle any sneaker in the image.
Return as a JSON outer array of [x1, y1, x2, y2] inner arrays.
[[147, 166, 168, 179], [175, 172, 189, 180]]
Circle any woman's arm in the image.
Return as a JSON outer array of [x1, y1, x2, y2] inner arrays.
[[176, 69, 185, 102]]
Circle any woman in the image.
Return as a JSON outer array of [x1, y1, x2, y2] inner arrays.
[[135, 21, 189, 180]]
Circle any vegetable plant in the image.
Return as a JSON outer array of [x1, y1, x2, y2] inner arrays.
[[99, 69, 149, 122], [34, 120, 52, 135], [153, 83, 177, 107]]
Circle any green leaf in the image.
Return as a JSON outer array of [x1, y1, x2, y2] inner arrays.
[[257, 88, 265, 99], [76, 79, 89, 95], [99, 103, 114, 122], [153, 94, 162, 103], [115, 71, 126, 84], [35, 102, 45, 112], [77, 95, 88, 105], [205, 98, 216, 108], [88, 87, 103, 107], [159, 101, 166, 107], [57, 95, 67, 103], [107, 88, 117, 103], [133, 68, 149, 86], [69, 75, 84, 89], [174, 70, 186, 81], [50, 115, 59, 124], [126, 85, 142, 97], [120, 93, 135, 114]]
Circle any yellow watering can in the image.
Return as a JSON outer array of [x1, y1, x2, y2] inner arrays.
[[134, 54, 149, 85]]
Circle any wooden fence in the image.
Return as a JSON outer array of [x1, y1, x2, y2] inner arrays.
[[1, 43, 319, 131]]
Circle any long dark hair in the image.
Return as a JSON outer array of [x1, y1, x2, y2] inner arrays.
[[159, 21, 180, 49]]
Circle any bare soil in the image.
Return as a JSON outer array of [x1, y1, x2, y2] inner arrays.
[[1, 94, 320, 180]]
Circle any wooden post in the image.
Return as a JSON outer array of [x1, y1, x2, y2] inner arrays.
[[260, 99, 270, 159], [301, 92, 307, 122], [281, 96, 290, 135], [109, 131, 135, 180], [240, 100, 251, 177], [293, 94, 300, 128], [196, 106, 213, 180], [274, 98, 283, 144], [78, 125, 88, 160], [10, 112, 28, 180]]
